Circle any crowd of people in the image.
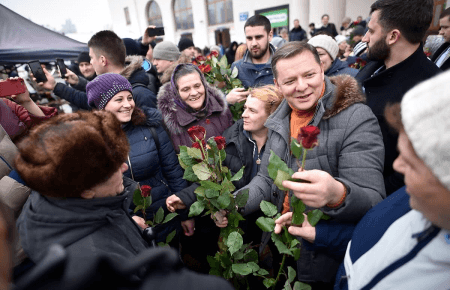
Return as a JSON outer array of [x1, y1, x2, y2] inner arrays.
[[1, 0, 450, 289]]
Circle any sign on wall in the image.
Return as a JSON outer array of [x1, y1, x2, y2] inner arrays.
[[240, 12, 249, 22], [256, 5, 289, 29]]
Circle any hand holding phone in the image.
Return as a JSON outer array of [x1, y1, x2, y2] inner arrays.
[[28, 60, 48, 83], [146, 26, 165, 37], [0, 78, 27, 98]]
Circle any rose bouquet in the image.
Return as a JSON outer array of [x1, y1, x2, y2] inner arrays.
[[193, 53, 245, 121], [349, 58, 367, 70], [179, 125, 270, 288]]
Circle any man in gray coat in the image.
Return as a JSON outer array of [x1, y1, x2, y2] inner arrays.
[[219, 42, 385, 288]]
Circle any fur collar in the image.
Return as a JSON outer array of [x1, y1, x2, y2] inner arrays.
[[157, 81, 228, 135], [121, 55, 144, 80], [323, 74, 365, 119], [129, 106, 162, 127]]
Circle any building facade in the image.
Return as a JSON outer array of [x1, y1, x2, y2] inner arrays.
[[107, 0, 448, 49]]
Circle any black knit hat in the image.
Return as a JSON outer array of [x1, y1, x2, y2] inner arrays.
[[77, 51, 90, 64], [178, 37, 195, 52], [15, 111, 129, 198]]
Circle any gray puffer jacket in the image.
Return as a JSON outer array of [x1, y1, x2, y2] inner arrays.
[[238, 74, 385, 283]]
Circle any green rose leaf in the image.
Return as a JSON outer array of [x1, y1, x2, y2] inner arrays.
[[274, 169, 293, 191], [207, 255, 220, 269], [307, 209, 324, 227], [145, 220, 153, 226], [192, 163, 212, 181], [145, 196, 152, 208], [227, 232, 243, 256], [293, 281, 312, 290], [220, 67, 228, 75], [230, 166, 245, 182], [291, 239, 300, 248], [244, 249, 258, 262], [186, 147, 203, 160], [133, 205, 143, 213], [155, 207, 164, 224], [231, 66, 239, 78], [288, 266, 296, 283], [247, 261, 260, 273], [233, 251, 244, 260], [290, 139, 303, 160], [291, 196, 306, 226], [271, 232, 292, 256], [257, 268, 269, 276], [231, 263, 252, 276], [292, 247, 301, 261], [200, 180, 222, 191], [268, 150, 295, 181], [284, 280, 293, 290], [205, 188, 220, 198], [220, 149, 227, 162], [166, 229, 177, 243], [217, 192, 231, 209], [221, 177, 235, 194], [179, 146, 196, 168], [183, 166, 199, 182], [263, 278, 276, 288], [188, 201, 205, 217], [219, 55, 228, 67], [133, 189, 143, 207], [194, 186, 206, 197], [235, 189, 249, 208], [256, 217, 275, 232], [162, 212, 178, 224], [321, 213, 331, 220], [260, 200, 278, 217]]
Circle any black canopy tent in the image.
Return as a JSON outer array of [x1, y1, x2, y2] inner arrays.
[[0, 4, 88, 65]]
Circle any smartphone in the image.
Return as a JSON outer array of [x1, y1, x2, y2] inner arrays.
[[28, 60, 48, 83], [55, 58, 67, 78], [146, 27, 165, 37], [0, 78, 27, 98]]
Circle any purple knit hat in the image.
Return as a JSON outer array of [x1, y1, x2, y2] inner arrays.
[[86, 73, 133, 110]]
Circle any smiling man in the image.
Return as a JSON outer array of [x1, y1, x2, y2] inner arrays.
[[355, 0, 440, 196], [235, 41, 385, 288], [431, 7, 450, 70], [226, 15, 275, 105]]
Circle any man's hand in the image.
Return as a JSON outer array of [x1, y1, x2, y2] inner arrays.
[[33, 67, 56, 91], [274, 212, 316, 243], [212, 210, 228, 228], [64, 68, 79, 86], [166, 194, 186, 212], [142, 25, 157, 45], [282, 169, 345, 208], [181, 219, 195, 236], [132, 216, 149, 230], [226, 88, 249, 105]]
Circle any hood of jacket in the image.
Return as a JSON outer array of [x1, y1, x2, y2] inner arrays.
[[326, 58, 350, 76], [120, 55, 149, 86], [157, 65, 229, 135], [17, 177, 138, 262]]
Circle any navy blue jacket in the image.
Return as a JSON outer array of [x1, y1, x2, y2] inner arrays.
[[289, 27, 307, 42], [326, 59, 358, 78], [124, 107, 187, 218], [231, 44, 276, 89]]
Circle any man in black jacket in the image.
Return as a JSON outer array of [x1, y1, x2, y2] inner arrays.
[[431, 7, 450, 70], [356, 0, 440, 195], [289, 19, 307, 41], [318, 14, 338, 37]]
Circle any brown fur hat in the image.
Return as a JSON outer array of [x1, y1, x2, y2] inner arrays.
[[14, 111, 129, 198]]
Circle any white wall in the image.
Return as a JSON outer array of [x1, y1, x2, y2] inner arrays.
[[345, 0, 373, 22]]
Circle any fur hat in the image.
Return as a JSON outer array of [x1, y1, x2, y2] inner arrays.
[[401, 70, 450, 191], [15, 111, 129, 198], [86, 73, 132, 110], [308, 35, 339, 60], [153, 41, 181, 61], [178, 37, 195, 52]]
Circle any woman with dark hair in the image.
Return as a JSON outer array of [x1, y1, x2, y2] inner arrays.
[[157, 64, 233, 153], [225, 41, 238, 65], [85, 73, 187, 243]]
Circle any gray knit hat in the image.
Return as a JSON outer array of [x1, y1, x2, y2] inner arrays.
[[86, 73, 132, 110], [153, 41, 181, 61], [401, 69, 450, 191], [308, 35, 339, 60]]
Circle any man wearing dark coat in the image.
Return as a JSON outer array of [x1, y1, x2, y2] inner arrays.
[[355, 0, 440, 196], [431, 7, 450, 71]]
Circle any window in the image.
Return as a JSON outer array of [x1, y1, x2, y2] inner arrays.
[[207, 0, 233, 26], [124, 7, 131, 25], [147, 1, 163, 27], [174, 0, 194, 30]]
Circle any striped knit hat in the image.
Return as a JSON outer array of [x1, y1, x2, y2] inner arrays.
[[86, 73, 132, 110]]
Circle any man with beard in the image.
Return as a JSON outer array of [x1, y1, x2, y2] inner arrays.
[[355, 0, 440, 196], [431, 8, 450, 70], [226, 15, 275, 105]]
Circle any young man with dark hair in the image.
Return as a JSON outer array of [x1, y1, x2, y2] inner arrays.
[[219, 41, 385, 289], [226, 14, 275, 105], [355, 0, 440, 196], [431, 7, 450, 70], [37, 30, 157, 109], [319, 14, 338, 37]]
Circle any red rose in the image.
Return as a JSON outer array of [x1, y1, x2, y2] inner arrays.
[[192, 60, 198, 66], [298, 125, 320, 149], [210, 51, 219, 57], [140, 185, 152, 198], [198, 64, 211, 73], [196, 55, 206, 62], [205, 119, 211, 124], [214, 136, 226, 150], [188, 125, 206, 141]]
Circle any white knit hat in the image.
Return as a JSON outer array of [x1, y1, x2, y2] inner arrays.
[[308, 35, 339, 60], [401, 69, 450, 191], [335, 35, 347, 45]]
